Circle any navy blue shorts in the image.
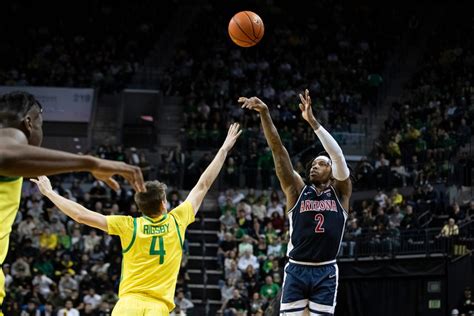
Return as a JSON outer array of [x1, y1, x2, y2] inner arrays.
[[280, 261, 339, 315]]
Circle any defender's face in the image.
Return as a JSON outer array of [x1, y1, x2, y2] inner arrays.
[[24, 106, 43, 147]]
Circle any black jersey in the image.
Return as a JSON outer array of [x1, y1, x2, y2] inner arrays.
[[287, 185, 347, 263]]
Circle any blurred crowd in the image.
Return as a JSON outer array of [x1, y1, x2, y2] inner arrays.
[[341, 184, 473, 258], [216, 188, 287, 315], [0, 2, 168, 92], [370, 10, 473, 190], [161, 0, 403, 156]]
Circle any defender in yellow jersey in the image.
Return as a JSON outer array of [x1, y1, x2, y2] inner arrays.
[[0, 91, 145, 315], [107, 201, 194, 311], [32, 123, 242, 315], [0, 176, 22, 309]]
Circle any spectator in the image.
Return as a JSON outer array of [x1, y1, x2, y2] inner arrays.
[[270, 212, 285, 232], [18, 215, 36, 239], [82, 303, 96, 316], [242, 264, 259, 295], [238, 250, 260, 272], [450, 203, 466, 224], [83, 230, 102, 254], [39, 227, 58, 251], [220, 289, 248, 316], [57, 300, 79, 316], [249, 292, 265, 315], [220, 278, 236, 303], [267, 236, 284, 258], [249, 218, 264, 241], [224, 260, 241, 283], [389, 205, 404, 228], [390, 188, 403, 207], [374, 206, 390, 229], [43, 303, 55, 316], [254, 237, 268, 262], [237, 200, 252, 221], [236, 209, 252, 234], [49, 216, 66, 234], [89, 181, 107, 203], [340, 220, 362, 257], [439, 218, 459, 237], [174, 289, 194, 315], [224, 250, 238, 274], [2, 264, 13, 292], [359, 207, 375, 233], [267, 200, 284, 218], [11, 256, 31, 280], [259, 276, 280, 301], [220, 209, 237, 230], [20, 300, 40, 316], [374, 154, 391, 187], [355, 157, 375, 189], [251, 197, 267, 222], [238, 235, 254, 256], [57, 227, 72, 250], [268, 258, 283, 284], [374, 189, 389, 209], [400, 205, 418, 230], [32, 271, 54, 299], [83, 288, 102, 310], [58, 273, 79, 299], [218, 232, 237, 268]]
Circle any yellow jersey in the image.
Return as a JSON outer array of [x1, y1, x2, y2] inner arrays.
[[106, 201, 195, 312], [0, 176, 23, 264]]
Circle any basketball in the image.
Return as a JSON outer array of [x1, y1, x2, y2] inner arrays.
[[228, 11, 264, 47]]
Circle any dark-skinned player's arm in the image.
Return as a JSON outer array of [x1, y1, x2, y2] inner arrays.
[[186, 123, 242, 214], [239, 97, 305, 210], [0, 128, 145, 192], [298, 89, 352, 210], [31, 176, 108, 232]]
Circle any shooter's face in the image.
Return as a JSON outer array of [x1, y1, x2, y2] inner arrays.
[[309, 159, 332, 184]]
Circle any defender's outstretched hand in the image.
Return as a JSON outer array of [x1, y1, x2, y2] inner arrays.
[[238, 97, 268, 113], [31, 176, 53, 196], [91, 159, 146, 193], [221, 123, 242, 152]]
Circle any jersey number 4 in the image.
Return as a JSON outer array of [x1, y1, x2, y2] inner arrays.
[[150, 236, 166, 264], [314, 214, 325, 233]]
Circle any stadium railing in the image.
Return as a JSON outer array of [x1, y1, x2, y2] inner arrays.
[[339, 223, 474, 259]]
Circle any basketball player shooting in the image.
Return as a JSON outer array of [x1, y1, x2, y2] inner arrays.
[[32, 123, 242, 316], [239, 90, 352, 316]]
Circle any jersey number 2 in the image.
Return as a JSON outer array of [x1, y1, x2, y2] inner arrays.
[[314, 214, 325, 233], [150, 236, 166, 264]]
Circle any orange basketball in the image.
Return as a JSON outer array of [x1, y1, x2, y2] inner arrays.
[[228, 11, 264, 47]]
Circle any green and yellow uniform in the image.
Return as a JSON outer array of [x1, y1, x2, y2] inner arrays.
[[0, 176, 23, 315], [107, 201, 194, 315]]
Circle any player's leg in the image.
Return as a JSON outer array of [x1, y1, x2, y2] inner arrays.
[[280, 263, 310, 316], [308, 264, 338, 316]]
